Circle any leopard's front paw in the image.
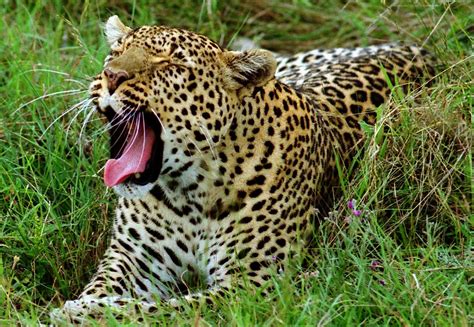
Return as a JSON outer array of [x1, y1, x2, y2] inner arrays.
[[50, 300, 89, 325], [49, 296, 160, 325], [49, 296, 122, 325]]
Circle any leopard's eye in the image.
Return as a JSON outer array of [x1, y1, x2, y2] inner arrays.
[[150, 57, 171, 65]]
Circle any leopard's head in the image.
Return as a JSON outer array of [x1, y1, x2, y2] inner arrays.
[[89, 16, 276, 198]]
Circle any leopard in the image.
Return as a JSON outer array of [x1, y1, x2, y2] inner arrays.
[[50, 15, 435, 324]]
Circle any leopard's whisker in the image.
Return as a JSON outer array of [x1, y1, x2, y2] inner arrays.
[[91, 105, 134, 138], [198, 124, 217, 160], [65, 98, 94, 140], [136, 112, 147, 168], [14, 89, 87, 115], [149, 110, 168, 136], [184, 136, 202, 157], [64, 78, 89, 88], [40, 98, 91, 140], [79, 101, 98, 143]]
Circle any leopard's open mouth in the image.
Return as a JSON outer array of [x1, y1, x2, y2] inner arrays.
[[103, 107, 163, 187]]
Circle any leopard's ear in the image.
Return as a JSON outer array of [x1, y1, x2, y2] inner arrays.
[[105, 15, 132, 46], [221, 49, 277, 91]]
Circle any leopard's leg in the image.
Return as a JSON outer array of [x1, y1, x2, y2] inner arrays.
[[50, 241, 171, 324], [50, 201, 184, 324], [50, 259, 234, 325]]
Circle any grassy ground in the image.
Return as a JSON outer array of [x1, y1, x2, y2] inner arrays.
[[0, 0, 472, 325]]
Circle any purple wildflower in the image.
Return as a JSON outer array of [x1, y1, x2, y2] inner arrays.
[[347, 199, 362, 216], [347, 199, 356, 210], [352, 209, 362, 217]]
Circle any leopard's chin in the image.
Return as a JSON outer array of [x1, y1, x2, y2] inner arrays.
[[112, 182, 155, 199]]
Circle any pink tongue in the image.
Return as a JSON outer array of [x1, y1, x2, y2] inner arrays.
[[104, 122, 156, 187]]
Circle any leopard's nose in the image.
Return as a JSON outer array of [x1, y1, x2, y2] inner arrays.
[[104, 69, 130, 94]]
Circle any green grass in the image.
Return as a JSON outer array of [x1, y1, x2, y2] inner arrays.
[[0, 0, 472, 325]]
